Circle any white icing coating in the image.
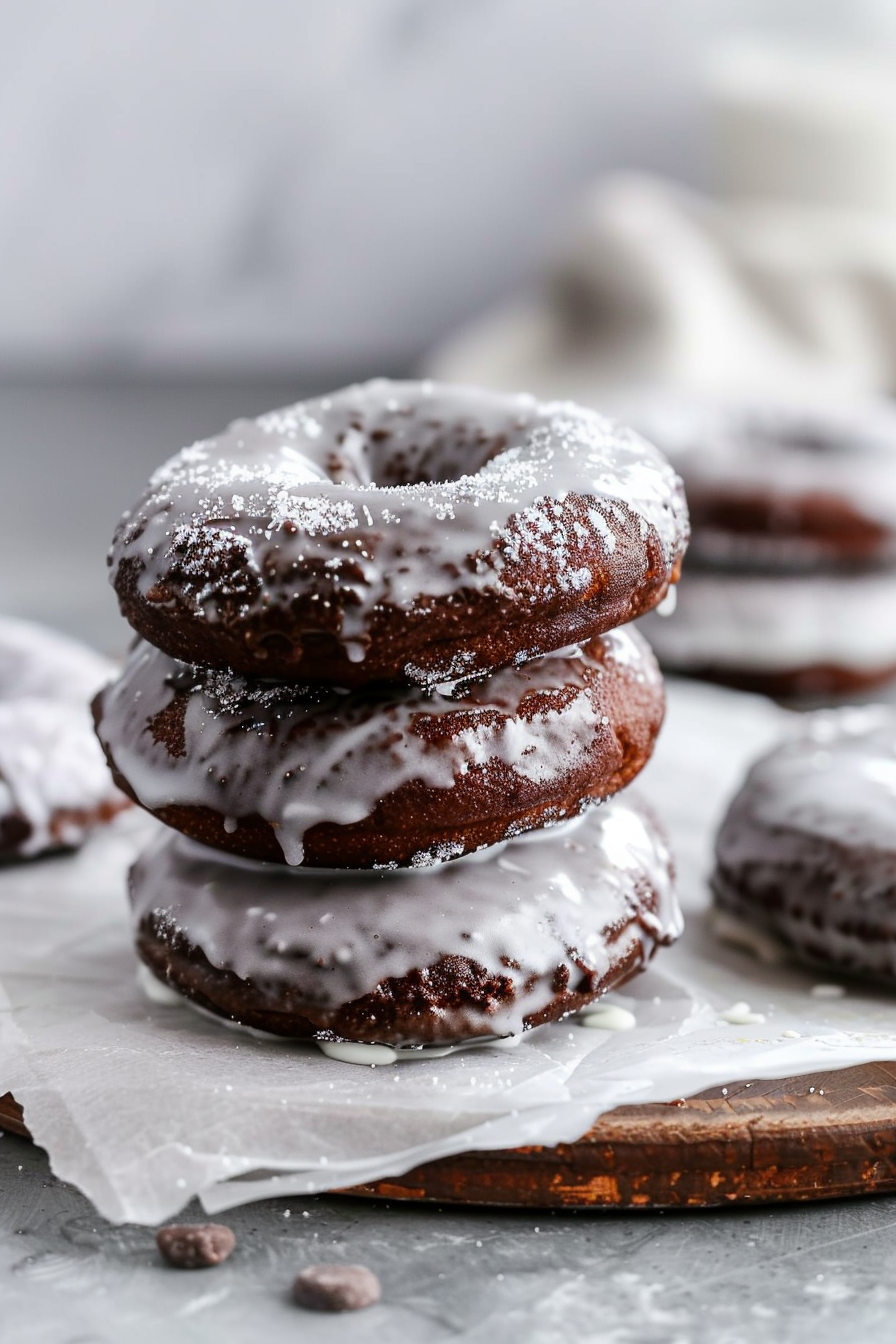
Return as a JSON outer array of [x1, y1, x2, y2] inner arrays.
[[318, 1041, 401, 1066], [318, 1036, 523, 1065], [736, 706, 896, 854], [656, 586, 677, 616], [719, 1001, 766, 1026], [109, 379, 687, 682], [578, 1003, 636, 1031], [623, 395, 896, 548], [0, 618, 124, 858], [139, 987, 528, 1064], [639, 568, 896, 672], [95, 627, 660, 867], [130, 794, 681, 1044], [136, 962, 183, 1006]]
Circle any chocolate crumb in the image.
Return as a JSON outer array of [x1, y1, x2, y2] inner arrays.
[[156, 1223, 236, 1269], [292, 1263, 381, 1312]]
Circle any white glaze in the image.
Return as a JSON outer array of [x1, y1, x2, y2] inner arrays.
[[578, 1003, 636, 1031], [130, 794, 681, 1044], [318, 1041, 403, 1066], [109, 379, 687, 683], [733, 706, 896, 854], [719, 1001, 766, 1026], [182, 1007, 524, 1062], [640, 568, 896, 672], [96, 627, 660, 867], [136, 962, 183, 1006], [317, 1036, 523, 1065], [158, 995, 528, 1063]]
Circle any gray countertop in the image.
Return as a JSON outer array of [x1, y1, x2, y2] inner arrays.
[[4, 1128, 896, 1344], [3, 378, 896, 1343]]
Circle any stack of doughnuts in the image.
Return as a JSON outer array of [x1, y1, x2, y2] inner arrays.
[[629, 398, 896, 697], [95, 380, 689, 1053]]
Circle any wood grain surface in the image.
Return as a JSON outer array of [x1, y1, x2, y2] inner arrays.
[[7, 1062, 896, 1209]]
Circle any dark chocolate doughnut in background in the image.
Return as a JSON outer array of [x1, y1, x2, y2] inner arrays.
[[627, 397, 896, 570], [713, 706, 896, 981], [624, 396, 896, 696], [0, 616, 128, 860]]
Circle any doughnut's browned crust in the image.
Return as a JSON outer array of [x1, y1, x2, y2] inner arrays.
[[135, 914, 655, 1045], [0, 799, 128, 862], [110, 384, 689, 684], [113, 510, 681, 688], [712, 862, 896, 984], [93, 633, 665, 868], [714, 811, 896, 983], [674, 660, 896, 700], [686, 488, 894, 569]]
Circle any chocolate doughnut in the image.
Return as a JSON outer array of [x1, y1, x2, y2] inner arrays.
[[631, 397, 896, 571], [94, 625, 664, 869], [713, 706, 896, 980], [109, 380, 688, 687], [0, 616, 128, 859], [642, 569, 896, 697], [627, 397, 896, 695], [131, 795, 680, 1046]]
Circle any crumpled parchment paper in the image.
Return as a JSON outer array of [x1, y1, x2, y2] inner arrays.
[[5, 679, 896, 1225]]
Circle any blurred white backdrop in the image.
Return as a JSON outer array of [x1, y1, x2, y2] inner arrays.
[[0, 0, 890, 373]]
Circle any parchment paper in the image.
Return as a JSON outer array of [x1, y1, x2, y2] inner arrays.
[[5, 679, 896, 1225]]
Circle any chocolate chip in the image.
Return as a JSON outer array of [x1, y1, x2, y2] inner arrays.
[[156, 1223, 236, 1269], [292, 1263, 381, 1312]]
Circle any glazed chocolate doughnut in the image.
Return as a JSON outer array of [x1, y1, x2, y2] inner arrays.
[[0, 616, 128, 859], [109, 380, 688, 687], [94, 625, 664, 869], [627, 397, 896, 695], [713, 706, 896, 980], [630, 397, 896, 570], [642, 569, 896, 697], [131, 795, 681, 1045]]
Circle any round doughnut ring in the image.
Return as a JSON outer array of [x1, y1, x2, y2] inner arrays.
[[627, 396, 896, 571], [713, 706, 896, 981], [641, 568, 896, 698], [131, 794, 680, 1046], [109, 380, 688, 687], [625, 395, 896, 694], [0, 616, 128, 859], [94, 624, 664, 869]]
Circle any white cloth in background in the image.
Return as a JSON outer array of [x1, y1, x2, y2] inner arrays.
[[429, 172, 896, 402]]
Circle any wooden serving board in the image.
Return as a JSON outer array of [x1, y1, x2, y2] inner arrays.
[[7, 1062, 896, 1209]]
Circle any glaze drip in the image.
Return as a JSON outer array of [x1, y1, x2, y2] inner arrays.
[[94, 626, 663, 868]]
